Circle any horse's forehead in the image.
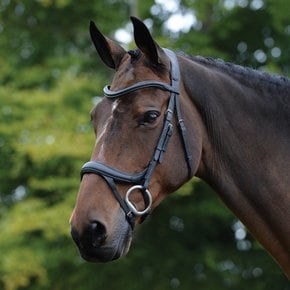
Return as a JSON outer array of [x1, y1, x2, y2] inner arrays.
[[101, 54, 170, 118], [111, 55, 163, 88]]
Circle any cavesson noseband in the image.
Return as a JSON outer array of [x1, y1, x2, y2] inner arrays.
[[80, 49, 192, 228]]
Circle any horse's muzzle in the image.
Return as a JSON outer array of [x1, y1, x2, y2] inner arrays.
[[71, 220, 132, 262]]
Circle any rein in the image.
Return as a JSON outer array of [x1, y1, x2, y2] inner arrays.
[[80, 49, 192, 228]]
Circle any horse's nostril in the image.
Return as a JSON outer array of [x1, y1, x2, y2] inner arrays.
[[71, 221, 107, 251], [89, 221, 107, 247], [71, 227, 81, 247]]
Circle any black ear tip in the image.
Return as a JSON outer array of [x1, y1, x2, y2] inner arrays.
[[89, 20, 96, 30], [89, 21, 101, 39], [130, 16, 138, 22], [130, 16, 144, 26]]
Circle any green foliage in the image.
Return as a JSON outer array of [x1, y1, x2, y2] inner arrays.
[[0, 0, 289, 289]]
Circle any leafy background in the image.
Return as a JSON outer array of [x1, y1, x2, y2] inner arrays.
[[0, 0, 289, 289]]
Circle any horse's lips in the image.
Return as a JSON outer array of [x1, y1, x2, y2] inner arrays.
[[79, 242, 131, 263], [78, 229, 133, 263], [79, 247, 118, 263]]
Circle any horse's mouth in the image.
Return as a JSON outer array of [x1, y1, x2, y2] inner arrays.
[[79, 247, 120, 263], [77, 228, 133, 263]]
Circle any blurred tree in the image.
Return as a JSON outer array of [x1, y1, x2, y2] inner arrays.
[[0, 0, 289, 289]]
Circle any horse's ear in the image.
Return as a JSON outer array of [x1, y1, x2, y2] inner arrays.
[[130, 16, 163, 65], [89, 21, 126, 70]]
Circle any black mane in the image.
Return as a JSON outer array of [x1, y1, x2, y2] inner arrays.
[[183, 53, 290, 100]]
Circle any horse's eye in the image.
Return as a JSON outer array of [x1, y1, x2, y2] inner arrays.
[[139, 111, 160, 126]]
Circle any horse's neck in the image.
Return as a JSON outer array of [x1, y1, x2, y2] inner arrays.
[[180, 55, 290, 278]]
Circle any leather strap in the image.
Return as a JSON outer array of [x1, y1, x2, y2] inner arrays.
[[104, 81, 178, 98], [81, 161, 146, 184], [103, 176, 135, 228]]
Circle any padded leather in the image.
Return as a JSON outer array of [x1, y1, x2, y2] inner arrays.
[[81, 161, 146, 183]]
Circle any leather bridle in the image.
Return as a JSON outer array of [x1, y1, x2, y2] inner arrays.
[[80, 49, 192, 228]]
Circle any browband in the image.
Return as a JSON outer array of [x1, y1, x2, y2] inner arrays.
[[103, 49, 180, 98], [103, 80, 178, 98]]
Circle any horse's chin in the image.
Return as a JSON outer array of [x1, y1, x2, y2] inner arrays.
[[79, 225, 133, 263]]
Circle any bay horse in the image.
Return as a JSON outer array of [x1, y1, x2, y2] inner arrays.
[[70, 17, 290, 279]]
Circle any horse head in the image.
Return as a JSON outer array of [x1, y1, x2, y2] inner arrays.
[[70, 17, 203, 263]]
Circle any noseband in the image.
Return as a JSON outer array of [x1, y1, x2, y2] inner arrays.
[[80, 49, 192, 228]]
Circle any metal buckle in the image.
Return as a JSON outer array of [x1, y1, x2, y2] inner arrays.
[[125, 185, 152, 216]]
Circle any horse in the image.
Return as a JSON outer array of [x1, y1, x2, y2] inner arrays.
[[70, 17, 290, 279]]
